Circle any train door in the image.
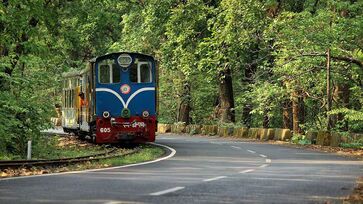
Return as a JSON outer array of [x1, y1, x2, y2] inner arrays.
[[71, 77, 79, 129], [80, 72, 90, 132], [62, 77, 79, 131]]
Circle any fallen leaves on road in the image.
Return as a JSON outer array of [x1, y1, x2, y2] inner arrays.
[[344, 177, 363, 204], [265, 140, 363, 160], [0, 166, 69, 178]]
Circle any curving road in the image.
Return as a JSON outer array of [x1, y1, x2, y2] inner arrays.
[[0, 134, 362, 204]]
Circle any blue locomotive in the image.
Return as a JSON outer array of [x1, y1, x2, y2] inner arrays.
[[62, 52, 158, 143]]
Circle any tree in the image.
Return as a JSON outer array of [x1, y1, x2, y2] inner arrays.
[[269, 0, 363, 132], [161, 0, 210, 124], [199, 0, 267, 124]]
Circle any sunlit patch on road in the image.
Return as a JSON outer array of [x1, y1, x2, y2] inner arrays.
[[149, 187, 185, 196], [203, 176, 227, 182]]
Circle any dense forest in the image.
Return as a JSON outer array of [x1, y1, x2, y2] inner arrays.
[[1, 0, 362, 156]]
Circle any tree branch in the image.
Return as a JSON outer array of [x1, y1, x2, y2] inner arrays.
[[297, 52, 363, 69]]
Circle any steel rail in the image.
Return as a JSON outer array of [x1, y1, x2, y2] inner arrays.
[[0, 148, 117, 164], [0, 148, 140, 169]]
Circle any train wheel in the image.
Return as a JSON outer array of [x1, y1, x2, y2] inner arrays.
[[91, 132, 96, 144], [90, 124, 97, 143], [62, 128, 69, 134], [78, 134, 86, 140]]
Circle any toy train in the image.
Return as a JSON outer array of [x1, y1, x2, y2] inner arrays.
[[61, 52, 158, 143]]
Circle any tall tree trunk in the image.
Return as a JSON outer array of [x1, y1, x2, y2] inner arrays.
[[292, 0, 306, 13], [177, 82, 191, 125], [292, 94, 299, 133], [216, 68, 235, 123], [326, 48, 332, 130], [332, 83, 350, 131], [292, 90, 305, 134], [242, 105, 252, 128], [242, 42, 259, 127], [282, 100, 293, 129], [299, 93, 305, 128], [263, 108, 270, 128]]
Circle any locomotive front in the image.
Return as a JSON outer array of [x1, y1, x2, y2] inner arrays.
[[94, 53, 157, 143]]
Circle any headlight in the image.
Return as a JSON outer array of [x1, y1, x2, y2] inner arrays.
[[142, 110, 149, 118], [121, 108, 130, 118], [103, 111, 110, 118]]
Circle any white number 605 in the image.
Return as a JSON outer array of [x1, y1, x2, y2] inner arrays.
[[100, 128, 111, 133]]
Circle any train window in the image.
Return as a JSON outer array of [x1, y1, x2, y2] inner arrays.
[[99, 65, 110, 83], [98, 59, 120, 84], [130, 60, 152, 83], [112, 64, 120, 82], [140, 63, 151, 83], [65, 90, 67, 108], [67, 90, 70, 108], [69, 90, 72, 108], [70, 90, 73, 108], [65, 90, 69, 108], [130, 64, 137, 83], [63, 90, 66, 108]]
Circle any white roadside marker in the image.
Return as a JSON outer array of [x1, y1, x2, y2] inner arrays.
[[239, 169, 255, 174], [150, 187, 185, 196], [105, 202, 124, 204], [259, 154, 267, 158], [203, 176, 227, 182], [247, 150, 256, 154], [231, 146, 241, 149], [266, 159, 272, 163]]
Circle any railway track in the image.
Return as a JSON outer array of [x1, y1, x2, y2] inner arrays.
[[0, 148, 140, 169]]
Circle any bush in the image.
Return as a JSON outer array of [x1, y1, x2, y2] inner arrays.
[[291, 134, 311, 145], [0, 90, 53, 159], [340, 143, 363, 149]]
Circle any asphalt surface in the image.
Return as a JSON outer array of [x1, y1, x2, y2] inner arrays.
[[0, 134, 362, 204]]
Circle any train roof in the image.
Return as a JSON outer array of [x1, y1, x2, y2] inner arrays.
[[61, 69, 81, 78], [89, 52, 154, 63], [62, 52, 154, 77]]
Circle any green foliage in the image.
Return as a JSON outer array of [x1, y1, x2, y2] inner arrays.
[[1, 0, 363, 159], [199, 0, 266, 75], [247, 82, 285, 122], [339, 143, 363, 150], [329, 108, 363, 132], [329, 108, 363, 122], [0, 0, 126, 158], [291, 134, 312, 145], [291, 134, 301, 144]]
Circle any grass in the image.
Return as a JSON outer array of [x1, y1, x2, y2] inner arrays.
[[30, 135, 109, 160], [0, 155, 13, 160], [0, 135, 163, 163], [41, 145, 106, 159], [72, 144, 165, 170], [0, 135, 108, 161]]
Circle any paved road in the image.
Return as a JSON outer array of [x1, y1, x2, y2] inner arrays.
[[0, 134, 362, 204]]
